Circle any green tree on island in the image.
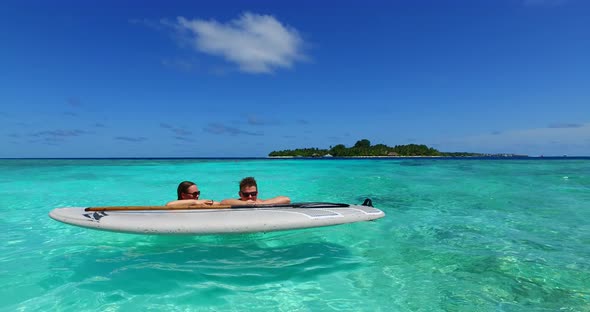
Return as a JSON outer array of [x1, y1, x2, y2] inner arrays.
[[268, 139, 485, 157]]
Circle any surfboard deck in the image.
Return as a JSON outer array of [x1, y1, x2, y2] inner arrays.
[[49, 203, 385, 235]]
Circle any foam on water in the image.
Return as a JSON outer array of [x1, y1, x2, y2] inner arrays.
[[1, 158, 589, 311]]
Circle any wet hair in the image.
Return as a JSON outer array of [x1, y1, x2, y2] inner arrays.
[[177, 181, 196, 200], [239, 177, 257, 191]]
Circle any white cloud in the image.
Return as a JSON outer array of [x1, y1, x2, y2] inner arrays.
[[547, 123, 583, 129], [161, 58, 196, 72], [203, 123, 262, 136], [247, 115, 279, 126], [523, 0, 567, 7], [438, 122, 590, 156], [175, 12, 306, 74]]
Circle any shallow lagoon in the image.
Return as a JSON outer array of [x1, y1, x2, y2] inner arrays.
[[1, 158, 589, 311]]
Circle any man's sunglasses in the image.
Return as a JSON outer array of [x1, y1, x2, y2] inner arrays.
[[240, 191, 258, 197], [185, 191, 200, 197]]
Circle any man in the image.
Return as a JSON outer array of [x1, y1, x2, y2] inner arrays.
[[221, 176, 290, 205], [166, 180, 219, 206]]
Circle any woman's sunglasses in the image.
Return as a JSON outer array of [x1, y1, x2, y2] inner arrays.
[[185, 191, 200, 197]]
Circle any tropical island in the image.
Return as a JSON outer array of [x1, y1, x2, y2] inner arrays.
[[269, 139, 524, 158]]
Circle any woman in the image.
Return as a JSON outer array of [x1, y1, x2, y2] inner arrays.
[[166, 181, 220, 206]]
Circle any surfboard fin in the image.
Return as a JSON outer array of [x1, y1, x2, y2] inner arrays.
[[362, 198, 373, 207]]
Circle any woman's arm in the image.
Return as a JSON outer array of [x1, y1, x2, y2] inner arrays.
[[166, 199, 219, 206]]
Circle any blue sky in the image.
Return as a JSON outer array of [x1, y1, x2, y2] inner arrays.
[[1, 0, 589, 157]]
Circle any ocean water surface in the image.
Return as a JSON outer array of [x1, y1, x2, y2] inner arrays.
[[1, 158, 589, 311]]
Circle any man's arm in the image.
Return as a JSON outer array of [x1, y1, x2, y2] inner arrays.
[[221, 196, 291, 205], [259, 196, 291, 205], [220, 198, 251, 205]]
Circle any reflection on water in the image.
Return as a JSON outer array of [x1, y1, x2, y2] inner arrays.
[[39, 236, 359, 307]]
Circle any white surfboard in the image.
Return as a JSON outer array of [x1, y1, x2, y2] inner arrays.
[[49, 202, 385, 235]]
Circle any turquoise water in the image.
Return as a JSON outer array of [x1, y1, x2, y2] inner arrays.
[[1, 158, 589, 311]]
